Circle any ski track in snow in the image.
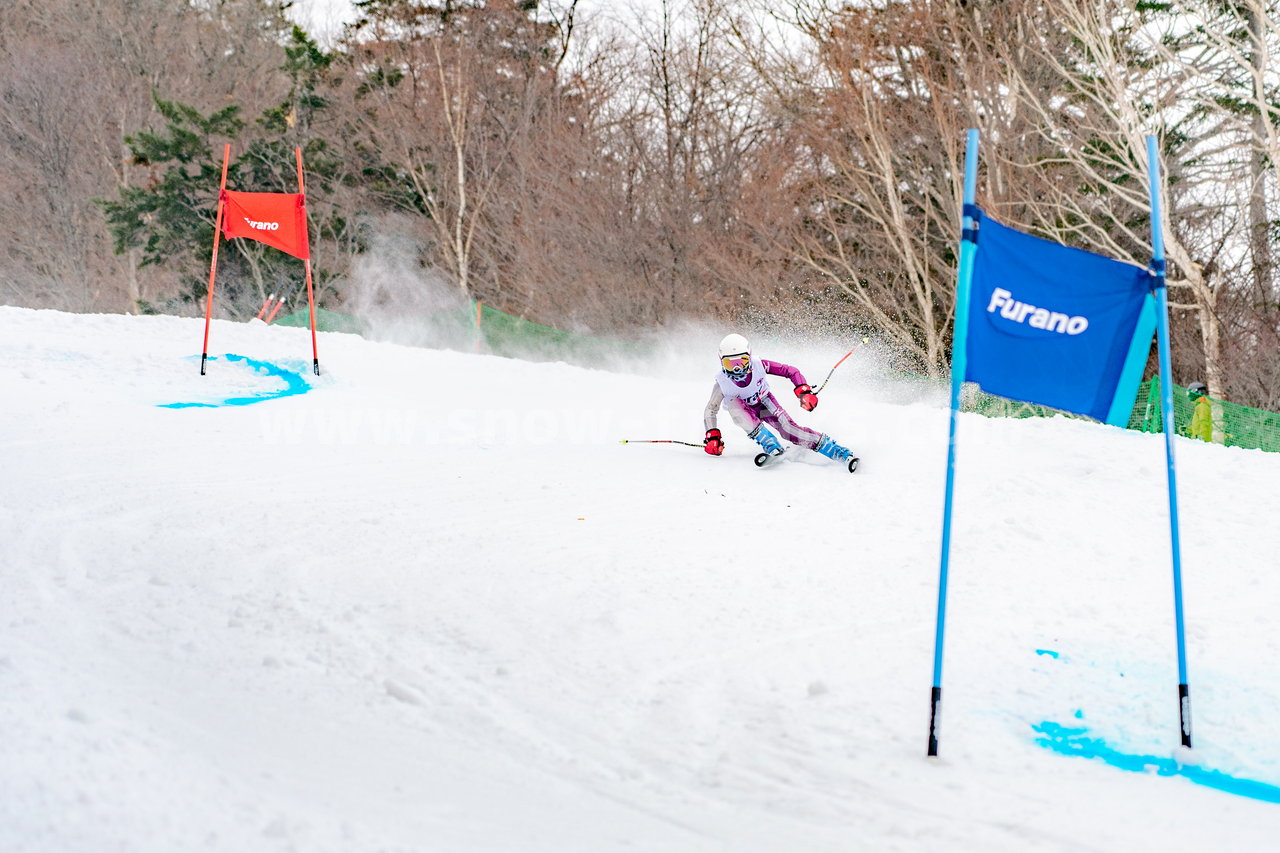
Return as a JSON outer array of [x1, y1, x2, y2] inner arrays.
[[1, 306, 1278, 852]]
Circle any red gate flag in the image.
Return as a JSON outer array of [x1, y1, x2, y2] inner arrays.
[[220, 190, 310, 259]]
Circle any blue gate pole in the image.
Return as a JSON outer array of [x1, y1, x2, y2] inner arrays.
[[929, 129, 980, 757], [1147, 134, 1193, 749]]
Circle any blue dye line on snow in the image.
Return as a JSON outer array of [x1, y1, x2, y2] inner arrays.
[[1034, 721, 1280, 804], [159, 354, 312, 408], [1035, 649, 1060, 659]]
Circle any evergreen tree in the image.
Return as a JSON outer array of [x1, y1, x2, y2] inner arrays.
[[100, 28, 352, 317]]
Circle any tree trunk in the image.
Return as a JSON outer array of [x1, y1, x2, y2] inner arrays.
[[1247, 4, 1273, 308]]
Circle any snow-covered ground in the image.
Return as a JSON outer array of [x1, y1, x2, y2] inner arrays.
[[2, 306, 1277, 852]]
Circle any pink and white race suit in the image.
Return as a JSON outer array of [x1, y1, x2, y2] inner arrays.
[[703, 357, 823, 450]]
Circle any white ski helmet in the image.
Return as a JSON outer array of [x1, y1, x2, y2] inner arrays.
[[718, 333, 750, 359]]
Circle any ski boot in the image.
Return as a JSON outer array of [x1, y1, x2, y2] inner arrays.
[[750, 424, 785, 467], [815, 434, 859, 473]]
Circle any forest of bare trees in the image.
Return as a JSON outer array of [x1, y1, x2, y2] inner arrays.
[[3, 0, 1280, 407]]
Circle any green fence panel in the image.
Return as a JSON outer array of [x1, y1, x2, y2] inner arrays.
[[273, 307, 364, 335], [474, 303, 644, 364], [331, 301, 647, 367], [269, 303, 633, 363], [967, 392, 1086, 421], [407, 302, 645, 365], [968, 375, 1280, 453]]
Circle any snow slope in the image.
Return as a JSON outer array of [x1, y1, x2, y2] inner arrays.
[[1, 306, 1278, 852]]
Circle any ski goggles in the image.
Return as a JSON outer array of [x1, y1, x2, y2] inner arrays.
[[721, 354, 751, 375]]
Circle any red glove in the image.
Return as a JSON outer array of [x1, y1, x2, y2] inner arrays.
[[794, 384, 818, 411], [704, 428, 724, 456]]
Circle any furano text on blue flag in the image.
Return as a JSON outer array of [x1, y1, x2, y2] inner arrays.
[[986, 288, 1089, 335]]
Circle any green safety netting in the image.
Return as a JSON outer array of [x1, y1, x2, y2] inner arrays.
[[1126, 377, 1280, 453], [965, 378, 1280, 453], [469, 303, 643, 364], [408, 303, 644, 364], [271, 302, 642, 366], [966, 391, 1082, 421], [273, 307, 365, 335]]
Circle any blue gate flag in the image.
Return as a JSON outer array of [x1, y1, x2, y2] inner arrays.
[[963, 210, 1157, 423]]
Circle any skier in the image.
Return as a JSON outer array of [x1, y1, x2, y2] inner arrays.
[[1187, 381, 1213, 443], [702, 333, 856, 469]]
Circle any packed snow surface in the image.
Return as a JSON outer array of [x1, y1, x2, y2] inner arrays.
[[2, 306, 1278, 852]]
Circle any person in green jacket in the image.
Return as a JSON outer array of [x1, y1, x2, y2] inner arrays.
[[1187, 382, 1212, 442]]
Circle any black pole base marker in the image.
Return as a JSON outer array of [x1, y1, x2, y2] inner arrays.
[[200, 353, 208, 376], [928, 686, 942, 757], [313, 358, 320, 377], [1179, 683, 1192, 748]]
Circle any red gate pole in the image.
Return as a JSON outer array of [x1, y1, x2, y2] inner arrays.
[[201, 144, 231, 375], [295, 146, 320, 376]]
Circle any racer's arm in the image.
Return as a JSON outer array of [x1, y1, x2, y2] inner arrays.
[[762, 359, 808, 387], [703, 383, 725, 431], [763, 359, 818, 411]]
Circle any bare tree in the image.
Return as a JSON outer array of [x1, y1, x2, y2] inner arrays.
[[1153, 1, 1279, 302], [1137, 0, 1280, 406], [731, 0, 999, 375], [595, 0, 796, 326], [0, 0, 290, 313], [338, 1, 572, 309], [996, 0, 1258, 401]]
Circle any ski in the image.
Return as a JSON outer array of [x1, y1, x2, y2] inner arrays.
[[753, 449, 786, 468], [755, 449, 859, 472], [815, 452, 860, 473]]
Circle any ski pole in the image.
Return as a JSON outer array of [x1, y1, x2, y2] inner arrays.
[[814, 337, 869, 394], [265, 297, 286, 324], [255, 293, 276, 320], [620, 439, 704, 448]]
